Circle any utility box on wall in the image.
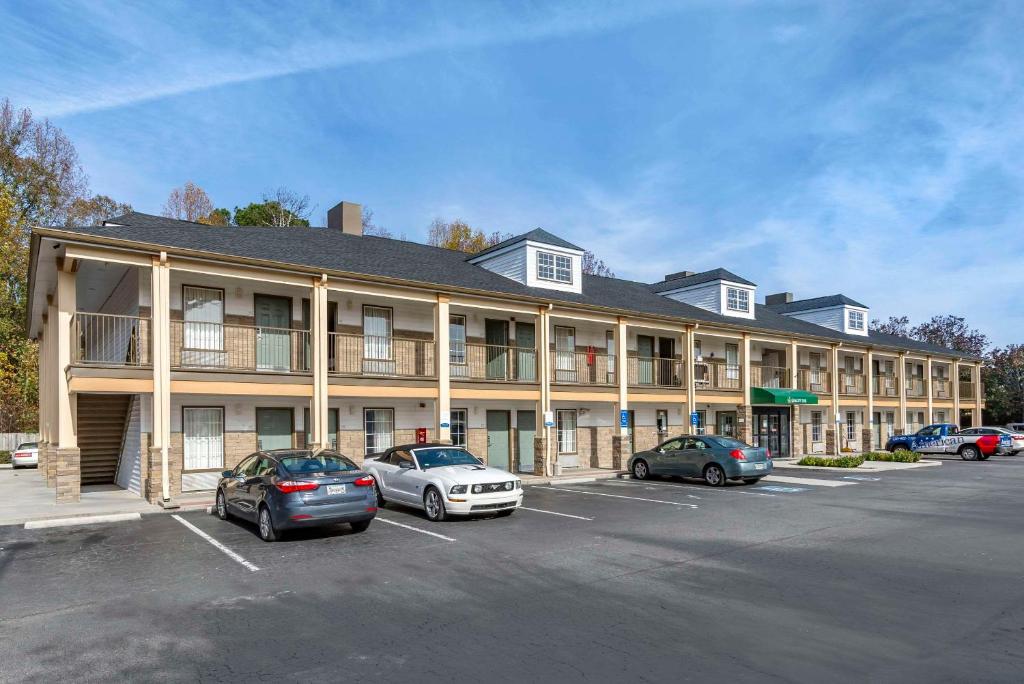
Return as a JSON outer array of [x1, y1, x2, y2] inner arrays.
[[416, 427, 427, 444]]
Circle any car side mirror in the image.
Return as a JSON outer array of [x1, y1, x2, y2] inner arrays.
[[399, 461, 415, 469], [221, 470, 233, 478]]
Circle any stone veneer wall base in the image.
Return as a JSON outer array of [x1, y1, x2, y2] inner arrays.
[[55, 447, 81, 503]]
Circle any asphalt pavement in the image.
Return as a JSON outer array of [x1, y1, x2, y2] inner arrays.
[[2, 457, 1024, 683]]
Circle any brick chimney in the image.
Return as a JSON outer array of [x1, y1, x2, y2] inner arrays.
[[664, 270, 696, 281], [327, 201, 362, 236], [765, 292, 794, 305]]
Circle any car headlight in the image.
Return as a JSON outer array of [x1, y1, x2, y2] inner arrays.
[[504, 481, 514, 491], [450, 485, 467, 495], [472, 484, 483, 494]]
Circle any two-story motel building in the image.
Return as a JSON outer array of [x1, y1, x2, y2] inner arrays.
[[26, 202, 984, 504]]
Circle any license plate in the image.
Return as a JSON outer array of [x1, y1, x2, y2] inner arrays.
[[754, 463, 766, 470], [326, 484, 347, 496]]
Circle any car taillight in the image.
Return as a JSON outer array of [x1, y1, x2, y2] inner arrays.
[[13, 452, 26, 458], [729, 449, 747, 461], [275, 481, 319, 493], [353, 476, 375, 487], [766, 448, 772, 460]]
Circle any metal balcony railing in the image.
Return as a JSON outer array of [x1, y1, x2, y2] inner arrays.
[[72, 312, 151, 366], [330, 333, 436, 379], [628, 356, 684, 388], [549, 350, 615, 386], [872, 374, 899, 397], [932, 379, 952, 399], [449, 342, 536, 382], [839, 371, 867, 396], [693, 362, 742, 391], [751, 365, 790, 389], [905, 378, 926, 398], [170, 321, 311, 373], [959, 381, 976, 399], [797, 368, 831, 394]]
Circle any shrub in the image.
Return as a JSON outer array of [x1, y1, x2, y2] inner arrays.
[[863, 451, 920, 463], [797, 455, 865, 468], [0, 451, 9, 465]]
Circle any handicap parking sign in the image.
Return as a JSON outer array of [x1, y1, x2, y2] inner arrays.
[[690, 411, 699, 426]]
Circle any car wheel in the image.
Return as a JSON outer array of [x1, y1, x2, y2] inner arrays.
[[704, 464, 726, 487], [350, 519, 371, 533], [374, 481, 386, 507], [423, 487, 447, 522], [215, 489, 229, 520], [258, 505, 278, 542], [960, 445, 980, 461], [632, 459, 650, 480], [742, 477, 762, 485]]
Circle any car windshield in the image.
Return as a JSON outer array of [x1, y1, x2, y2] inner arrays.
[[279, 452, 358, 475], [16, 442, 37, 450], [705, 436, 750, 449], [413, 447, 481, 470]]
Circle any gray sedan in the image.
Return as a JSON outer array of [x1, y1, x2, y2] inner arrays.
[[628, 435, 772, 486]]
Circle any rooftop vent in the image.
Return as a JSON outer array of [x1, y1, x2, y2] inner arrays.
[[327, 201, 362, 236], [664, 270, 696, 281], [765, 292, 794, 305]]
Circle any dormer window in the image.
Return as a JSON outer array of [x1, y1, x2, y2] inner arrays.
[[848, 310, 864, 331], [726, 287, 749, 313], [538, 251, 572, 284]]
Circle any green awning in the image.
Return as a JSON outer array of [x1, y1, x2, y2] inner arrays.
[[750, 387, 819, 405]]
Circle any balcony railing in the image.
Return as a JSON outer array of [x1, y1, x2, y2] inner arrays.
[[170, 321, 311, 373], [872, 373, 900, 397], [72, 312, 151, 366], [797, 368, 831, 394], [694, 362, 742, 391], [906, 378, 926, 398], [932, 379, 952, 399], [450, 342, 536, 382], [751, 365, 791, 389], [959, 381, 976, 399], [839, 371, 866, 396], [628, 356, 684, 388], [550, 350, 615, 386], [331, 333, 436, 379]]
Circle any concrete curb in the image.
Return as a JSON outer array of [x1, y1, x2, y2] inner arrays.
[[24, 512, 142, 529], [773, 459, 941, 473], [521, 471, 628, 487]]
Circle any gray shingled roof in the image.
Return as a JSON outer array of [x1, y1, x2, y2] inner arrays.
[[649, 268, 756, 292], [468, 228, 582, 261], [32, 213, 976, 359], [765, 294, 868, 313]]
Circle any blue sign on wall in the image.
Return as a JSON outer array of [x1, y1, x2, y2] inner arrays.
[[619, 410, 629, 428], [690, 411, 700, 426]]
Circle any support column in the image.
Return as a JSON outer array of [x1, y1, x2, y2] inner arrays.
[[612, 316, 628, 469], [310, 275, 329, 448], [953, 361, 961, 427], [738, 333, 752, 445], [896, 352, 907, 434], [926, 356, 934, 423], [45, 302, 58, 487], [538, 307, 551, 475], [830, 345, 840, 454], [685, 326, 696, 424], [37, 326, 49, 481], [149, 254, 175, 507], [974, 361, 983, 427], [865, 348, 874, 451], [435, 295, 451, 444], [55, 265, 80, 503]]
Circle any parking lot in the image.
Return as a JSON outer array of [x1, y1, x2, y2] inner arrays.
[[3, 459, 1024, 683]]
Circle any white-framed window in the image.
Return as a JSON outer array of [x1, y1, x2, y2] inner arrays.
[[556, 409, 577, 454], [364, 408, 394, 455], [811, 411, 823, 442], [183, 407, 224, 471], [726, 287, 749, 313], [450, 408, 468, 448], [848, 309, 865, 331], [183, 286, 224, 350], [538, 251, 572, 284], [846, 411, 857, 441], [449, 315, 467, 365]]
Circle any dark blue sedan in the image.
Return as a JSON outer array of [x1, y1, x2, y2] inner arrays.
[[216, 449, 377, 541]]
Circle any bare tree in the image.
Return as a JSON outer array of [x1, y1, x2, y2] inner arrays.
[[262, 187, 312, 227], [582, 250, 615, 277], [162, 181, 216, 223], [427, 218, 511, 253], [361, 206, 391, 237], [64, 195, 133, 226], [870, 315, 911, 337]]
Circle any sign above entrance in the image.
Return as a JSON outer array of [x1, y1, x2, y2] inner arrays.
[[750, 387, 819, 405]]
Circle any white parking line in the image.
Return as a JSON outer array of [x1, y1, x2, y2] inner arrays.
[[763, 475, 854, 488], [172, 514, 260, 572], [536, 486, 698, 508], [519, 506, 594, 521], [375, 516, 456, 542], [602, 481, 703, 499], [601, 479, 776, 497]]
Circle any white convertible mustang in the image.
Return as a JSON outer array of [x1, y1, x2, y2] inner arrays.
[[361, 444, 523, 521]]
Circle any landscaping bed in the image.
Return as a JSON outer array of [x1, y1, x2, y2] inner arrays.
[[797, 455, 864, 468], [863, 450, 921, 463]]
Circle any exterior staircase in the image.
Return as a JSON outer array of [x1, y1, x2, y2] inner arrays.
[[77, 394, 132, 485]]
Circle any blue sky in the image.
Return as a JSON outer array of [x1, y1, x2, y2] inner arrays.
[[3, 0, 1022, 345]]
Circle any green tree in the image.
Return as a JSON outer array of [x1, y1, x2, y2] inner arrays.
[[427, 218, 511, 253], [64, 194, 133, 226], [870, 315, 911, 337], [910, 315, 988, 357], [232, 188, 312, 227], [984, 345, 1024, 424]]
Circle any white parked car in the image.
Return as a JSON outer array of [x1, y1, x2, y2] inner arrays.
[[11, 442, 39, 469], [361, 444, 522, 521], [959, 427, 1024, 454]]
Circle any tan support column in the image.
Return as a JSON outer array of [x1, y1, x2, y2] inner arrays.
[[789, 340, 799, 390], [685, 326, 696, 421], [738, 333, 752, 445], [310, 275, 329, 447], [613, 316, 628, 469], [790, 339, 801, 457], [44, 303, 58, 486], [830, 345, 840, 454], [537, 307, 552, 475], [37, 326, 48, 480], [55, 265, 80, 502], [435, 295, 451, 444], [926, 356, 934, 423], [953, 361, 961, 427], [150, 254, 174, 506], [897, 352, 907, 434], [974, 361, 983, 427], [865, 348, 874, 452]]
